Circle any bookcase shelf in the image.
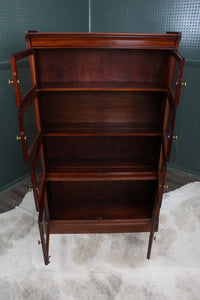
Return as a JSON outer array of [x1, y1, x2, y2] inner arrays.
[[46, 180, 157, 220], [36, 81, 169, 92], [45, 158, 158, 181], [42, 122, 162, 136]]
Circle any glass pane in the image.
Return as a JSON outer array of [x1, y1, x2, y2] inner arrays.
[[172, 60, 179, 96], [167, 110, 172, 142], [16, 55, 34, 99], [43, 206, 48, 245], [23, 99, 38, 150], [35, 154, 43, 193]]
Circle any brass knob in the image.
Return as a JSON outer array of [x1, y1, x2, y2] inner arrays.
[[8, 79, 13, 85], [29, 187, 33, 192], [38, 240, 41, 245], [153, 236, 156, 240], [16, 135, 26, 141], [181, 81, 187, 87], [164, 185, 169, 189], [42, 222, 48, 227], [16, 136, 21, 141], [172, 135, 178, 141]]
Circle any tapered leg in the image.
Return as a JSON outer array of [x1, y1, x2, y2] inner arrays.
[[147, 227, 154, 259], [38, 220, 50, 265], [147, 215, 157, 259], [38, 187, 50, 265]]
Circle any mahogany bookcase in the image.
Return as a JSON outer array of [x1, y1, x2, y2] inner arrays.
[[10, 31, 185, 265]]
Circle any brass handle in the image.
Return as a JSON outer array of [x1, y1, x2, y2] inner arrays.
[[16, 135, 26, 141], [172, 135, 178, 141], [29, 187, 33, 192], [181, 81, 187, 87], [153, 236, 156, 240], [42, 222, 48, 227], [38, 240, 41, 245], [164, 185, 169, 189], [8, 79, 20, 85], [16, 136, 21, 141], [8, 79, 13, 85]]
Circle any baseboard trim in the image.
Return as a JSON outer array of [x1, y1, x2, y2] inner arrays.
[[168, 165, 200, 179], [0, 173, 30, 194], [185, 59, 200, 67], [0, 60, 10, 70]]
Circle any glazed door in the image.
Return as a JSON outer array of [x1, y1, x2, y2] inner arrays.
[[10, 49, 37, 108], [10, 49, 41, 164], [17, 94, 41, 164], [38, 180, 50, 265], [163, 97, 176, 162], [31, 137, 45, 211], [169, 51, 185, 108]]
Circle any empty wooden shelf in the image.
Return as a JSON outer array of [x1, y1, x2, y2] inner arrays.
[[10, 31, 185, 265]]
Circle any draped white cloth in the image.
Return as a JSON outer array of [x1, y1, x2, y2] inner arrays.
[[0, 182, 200, 299]]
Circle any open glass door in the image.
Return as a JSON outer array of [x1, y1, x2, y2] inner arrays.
[[166, 108, 176, 162], [38, 179, 50, 265], [31, 136, 45, 211], [17, 94, 41, 164], [31, 135, 49, 264], [10, 49, 37, 108], [10, 49, 41, 164], [169, 51, 185, 108], [163, 96, 176, 162]]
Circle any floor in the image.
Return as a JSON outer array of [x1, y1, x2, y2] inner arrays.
[[0, 169, 199, 214]]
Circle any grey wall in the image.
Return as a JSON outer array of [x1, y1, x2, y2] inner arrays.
[[91, 0, 200, 177], [1, 0, 200, 192], [0, 0, 88, 192], [169, 60, 200, 177]]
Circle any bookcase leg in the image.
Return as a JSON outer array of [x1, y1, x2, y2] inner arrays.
[[147, 215, 157, 259], [42, 233, 50, 265], [147, 228, 154, 259], [38, 223, 50, 265]]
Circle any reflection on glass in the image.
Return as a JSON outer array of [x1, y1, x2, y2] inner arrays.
[[35, 155, 42, 193], [23, 100, 37, 150], [172, 61, 179, 95], [16, 55, 33, 99], [167, 111, 172, 139], [43, 208, 48, 245]]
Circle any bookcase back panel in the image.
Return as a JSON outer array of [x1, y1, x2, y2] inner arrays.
[[39, 91, 165, 128], [46, 180, 157, 220], [36, 49, 170, 85], [43, 136, 161, 169]]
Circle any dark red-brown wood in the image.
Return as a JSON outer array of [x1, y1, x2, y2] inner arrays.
[[25, 32, 181, 49], [10, 49, 37, 108], [17, 93, 40, 164], [10, 32, 184, 264], [38, 181, 50, 265]]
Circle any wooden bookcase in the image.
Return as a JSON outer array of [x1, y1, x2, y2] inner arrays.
[[10, 32, 185, 265]]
